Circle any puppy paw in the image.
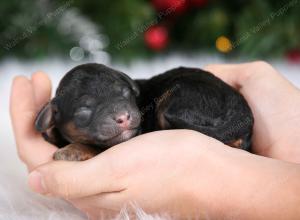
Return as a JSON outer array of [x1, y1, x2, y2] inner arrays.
[[53, 143, 99, 161]]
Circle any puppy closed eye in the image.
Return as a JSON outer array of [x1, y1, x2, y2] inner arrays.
[[74, 107, 93, 126], [122, 87, 131, 98]]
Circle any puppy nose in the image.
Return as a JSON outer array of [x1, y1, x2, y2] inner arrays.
[[114, 112, 131, 127]]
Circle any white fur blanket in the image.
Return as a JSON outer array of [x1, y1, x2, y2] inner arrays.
[[0, 55, 299, 219]]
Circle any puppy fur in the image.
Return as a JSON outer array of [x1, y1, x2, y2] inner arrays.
[[137, 67, 254, 150]]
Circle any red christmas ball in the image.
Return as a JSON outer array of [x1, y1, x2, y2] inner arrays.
[[286, 49, 300, 63], [144, 25, 169, 51], [189, 0, 208, 7], [151, 0, 187, 14]]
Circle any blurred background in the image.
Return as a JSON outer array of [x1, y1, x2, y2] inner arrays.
[[1, 0, 300, 61], [0, 0, 300, 219]]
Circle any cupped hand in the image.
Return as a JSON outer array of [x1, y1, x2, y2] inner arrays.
[[27, 129, 300, 220], [205, 61, 300, 162], [28, 130, 233, 219]]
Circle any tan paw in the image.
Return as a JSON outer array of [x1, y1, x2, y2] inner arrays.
[[53, 143, 99, 161]]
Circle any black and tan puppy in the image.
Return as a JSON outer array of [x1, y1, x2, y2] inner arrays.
[[137, 67, 254, 150], [35, 63, 141, 161], [35, 63, 254, 161]]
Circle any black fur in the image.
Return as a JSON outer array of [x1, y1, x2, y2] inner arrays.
[[137, 67, 254, 150]]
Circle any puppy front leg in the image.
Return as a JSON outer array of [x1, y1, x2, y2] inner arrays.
[[53, 143, 100, 161]]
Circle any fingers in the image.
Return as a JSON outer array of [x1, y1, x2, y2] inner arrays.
[[10, 76, 38, 141], [204, 61, 280, 90], [10, 73, 51, 141], [204, 62, 253, 90], [10, 75, 57, 170], [31, 72, 52, 110], [28, 150, 126, 199], [27, 130, 210, 199]]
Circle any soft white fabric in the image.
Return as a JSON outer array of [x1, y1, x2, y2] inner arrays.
[[0, 55, 299, 219]]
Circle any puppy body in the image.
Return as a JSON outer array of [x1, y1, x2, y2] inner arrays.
[[137, 67, 254, 150]]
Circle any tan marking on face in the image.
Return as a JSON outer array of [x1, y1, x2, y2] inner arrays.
[[62, 121, 92, 144]]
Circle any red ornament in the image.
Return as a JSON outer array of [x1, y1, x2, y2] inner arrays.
[[144, 25, 169, 51], [189, 0, 208, 8], [151, 0, 188, 14], [286, 49, 300, 63]]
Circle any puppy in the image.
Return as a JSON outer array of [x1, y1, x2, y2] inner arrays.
[[35, 63, 141, 161], [35, 64, 254, 161], [137, 67, 254, 150]]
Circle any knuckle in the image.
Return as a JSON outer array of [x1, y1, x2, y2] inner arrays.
[[248, 60, 277, 78], [48, 171, 61, 191], [17, 148, 28, 164], [252, 60, 269, 66], [48, 171, 69, 197], [251, 61, 273, 70], [104, 153, 129, 186], [49, 169, 81, 199], [179, 129, 200, 139], [107, 156, 126, 180], [203, 64, 217, 71]]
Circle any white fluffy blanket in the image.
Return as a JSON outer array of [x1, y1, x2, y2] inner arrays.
[[0, 55, 299, 219]]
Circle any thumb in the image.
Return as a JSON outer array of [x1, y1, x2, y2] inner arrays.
[[28, 151, 125, 199]]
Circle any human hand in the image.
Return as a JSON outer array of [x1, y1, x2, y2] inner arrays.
[[28, 130, 231, 219], [10, 73, 58, 171], [28, 129, 300, 220], [205, 61, 300, 163]]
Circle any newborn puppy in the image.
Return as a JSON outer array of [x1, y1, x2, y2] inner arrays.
[[35, 63, 141, 161], [137, 67, 254, 150], [35, 64, 254, 161]]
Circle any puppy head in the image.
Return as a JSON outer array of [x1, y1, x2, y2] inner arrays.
[[35, 63, 141, 147]]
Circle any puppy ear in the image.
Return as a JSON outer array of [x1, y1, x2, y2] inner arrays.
[[35, 102, 56, 132], [118, 71, 140, 97]]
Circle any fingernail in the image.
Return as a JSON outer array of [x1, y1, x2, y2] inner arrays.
[[28, 171, 47, 194]]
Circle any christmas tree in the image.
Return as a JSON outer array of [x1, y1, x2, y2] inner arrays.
[[0, 0, 299, 62]]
